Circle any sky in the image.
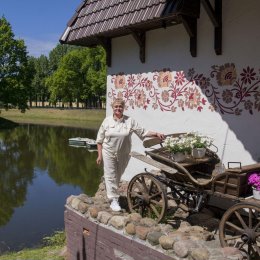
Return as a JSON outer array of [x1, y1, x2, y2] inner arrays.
[[0, 0, 82, 57]]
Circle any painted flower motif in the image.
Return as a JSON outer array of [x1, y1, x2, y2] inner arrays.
[[178, 99, 184, 108], [241, 67, 256, 84], [244, 100, 253, 110], [188, 68, 195, 78], [129, 99, 135, 108], [171, 106, 177, 112], [161, 90, 169, 102], [152, 103, 158, 110], [117, 91, 123, 99], [209, 104, 216, 112], [199, 77, 210, 89], [254, 93, 260, 111], [135, 89, 146, 108], [254, 92, 260, 102], [109, 65, 260, 115], [127, 75, 135, 87], [145, 80, 153, 91], [234, 108, 242, 115], [184, 87, 201, 109], [158, 70, 172, 88], [216, 63, 237, 86], [222, 89, 233, 104], [174, 71, 186, 86], [114, 74, 126, 89]]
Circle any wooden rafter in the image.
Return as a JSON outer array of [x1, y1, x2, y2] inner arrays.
[[131, 30, 146, 63], [201, 0, 222, 55], [181, 16, 197, 57], [214, 0, 222, 55]]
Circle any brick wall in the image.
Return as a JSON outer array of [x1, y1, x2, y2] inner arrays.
[[65, 207, 176, 260]]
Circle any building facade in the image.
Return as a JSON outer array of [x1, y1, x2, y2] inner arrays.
[[61, 0, 260, 180]]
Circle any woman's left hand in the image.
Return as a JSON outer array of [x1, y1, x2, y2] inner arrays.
[[156, 132, 165, 140]]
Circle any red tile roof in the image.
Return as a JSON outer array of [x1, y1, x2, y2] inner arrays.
[[60, 0, 200, 46]]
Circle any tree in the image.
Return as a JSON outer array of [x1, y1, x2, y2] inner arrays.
[[0, 17, 32, 112], [31, 55, 50, 107], [49, 43, 78, 72], [26, 57, 36, 107], [46, 46, 107, 108], [47, 48, 87, 107], [85, 46, 106, 108]]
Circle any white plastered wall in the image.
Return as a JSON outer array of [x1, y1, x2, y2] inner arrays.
[[105, 0, 260, 181]]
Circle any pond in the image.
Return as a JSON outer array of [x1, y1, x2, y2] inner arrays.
[[0, 123, 102, 253]]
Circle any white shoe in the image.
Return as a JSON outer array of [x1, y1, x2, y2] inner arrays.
[[110, 198, 121, 211]]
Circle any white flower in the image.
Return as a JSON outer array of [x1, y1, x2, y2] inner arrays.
[[163, 132, 214, 153]]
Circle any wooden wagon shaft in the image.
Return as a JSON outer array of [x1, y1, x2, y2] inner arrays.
[[142, 133, 185, 148], [130, 151, 177, 175]]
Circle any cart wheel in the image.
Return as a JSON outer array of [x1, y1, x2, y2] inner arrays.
[[127, 172, 167, 222], [219, 202, 260, 259]]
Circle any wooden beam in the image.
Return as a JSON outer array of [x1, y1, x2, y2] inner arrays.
[[201, 0, 219, 27], [182, 16, 197, 57], [214, 0, 222, 55], [131, 31, 146, 63], [202, 0, 222, 55], [98, 37, 111, 67]]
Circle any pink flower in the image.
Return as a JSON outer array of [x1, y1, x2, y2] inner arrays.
[[114, 74, 126, 89], [184, 87, 201, 109], [174, 71, 186, 86], [248, 173, 260, 191], [161, 90, 169, 102], [127, 75, 135, 87], [158, 70, 172, 88], [134, 90, 146, 108], [145, 80, 153, 91]]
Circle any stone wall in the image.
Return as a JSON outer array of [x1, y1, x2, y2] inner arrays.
[[65, 187, 243, 260], [65, 207, 175, 260]]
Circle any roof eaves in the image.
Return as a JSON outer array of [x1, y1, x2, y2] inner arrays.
[[60, 0, 86, 43]]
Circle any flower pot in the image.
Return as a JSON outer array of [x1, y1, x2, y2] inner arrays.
[[192, 148, 206, 159], [253, 188, 260, 200], [171, 152, 186, 162]]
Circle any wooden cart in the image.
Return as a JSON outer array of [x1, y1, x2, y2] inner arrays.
[[127, 134, 260, 259]]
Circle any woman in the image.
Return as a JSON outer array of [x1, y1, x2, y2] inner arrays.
[[96, 98, 165, 211]]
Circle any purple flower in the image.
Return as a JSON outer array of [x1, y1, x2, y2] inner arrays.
[[248, 173, 260, 191]]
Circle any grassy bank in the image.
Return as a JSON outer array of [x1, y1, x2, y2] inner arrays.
[[0, 108, 106, 129], [0, 231, 66, 260]]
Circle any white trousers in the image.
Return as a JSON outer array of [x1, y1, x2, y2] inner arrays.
[[102, 149, 130, 200]]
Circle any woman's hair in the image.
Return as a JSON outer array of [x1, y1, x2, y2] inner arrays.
[[112, 98, 125, 108]]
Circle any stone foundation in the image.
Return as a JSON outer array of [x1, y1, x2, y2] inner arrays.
[[64, 182, 244, 260], [65, 207, 176, 260]]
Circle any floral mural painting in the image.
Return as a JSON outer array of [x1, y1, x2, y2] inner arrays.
[[108, 64, 260, 115]]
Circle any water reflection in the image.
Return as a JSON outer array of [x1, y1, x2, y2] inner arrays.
[[0, 124, 102, 252]]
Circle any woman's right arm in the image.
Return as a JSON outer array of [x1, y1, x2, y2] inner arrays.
[[96, 118, 107, 165], [96, 143, 103, 165]]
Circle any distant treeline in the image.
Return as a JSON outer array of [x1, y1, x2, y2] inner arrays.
[[29, 101, 106, 109]]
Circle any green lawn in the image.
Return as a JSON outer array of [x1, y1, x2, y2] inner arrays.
[[0, 246, 65, 260], [0, 108, 106, 129]]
